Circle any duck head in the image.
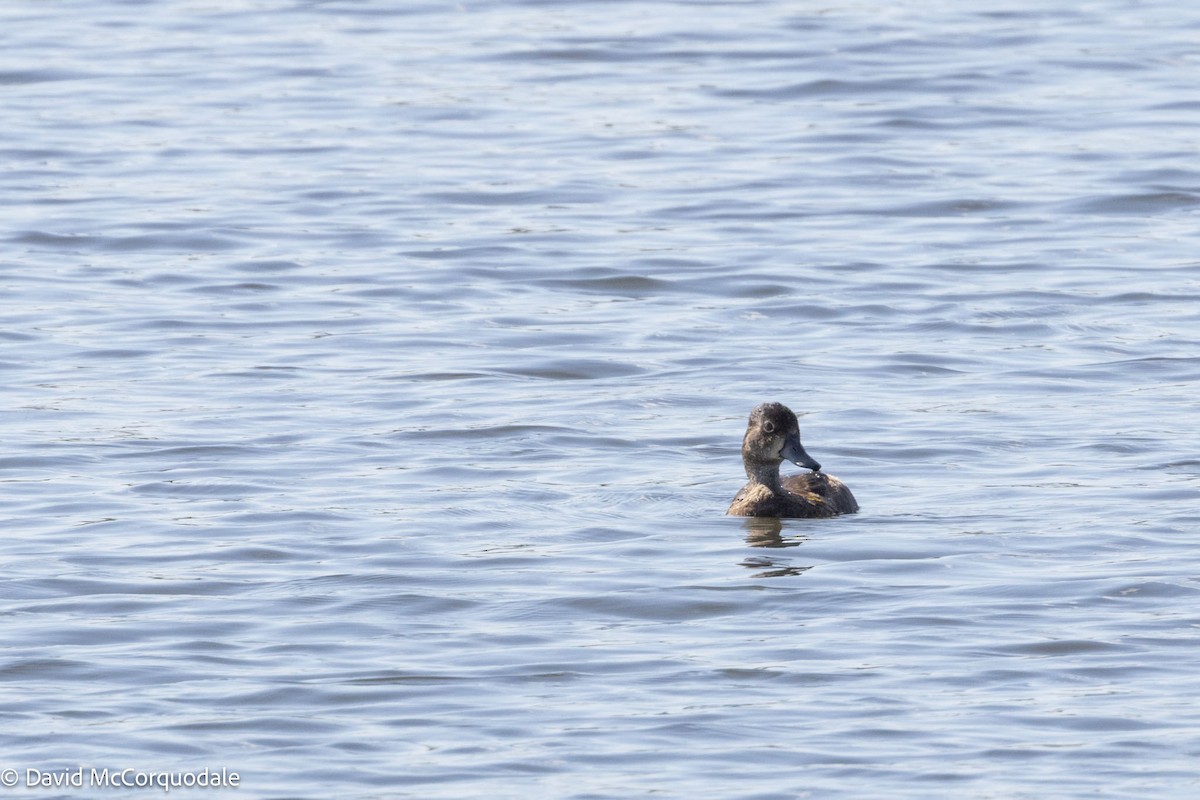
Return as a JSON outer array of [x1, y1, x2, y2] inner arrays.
[[741, 402, 822, 474]]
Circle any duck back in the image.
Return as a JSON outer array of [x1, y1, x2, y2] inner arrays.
[[781, 472, 859, 516]]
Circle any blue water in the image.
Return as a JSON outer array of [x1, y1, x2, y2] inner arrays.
[[3, 1, 1200, 797]]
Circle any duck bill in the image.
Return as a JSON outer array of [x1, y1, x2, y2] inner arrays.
[[781, 433, 821, 472]]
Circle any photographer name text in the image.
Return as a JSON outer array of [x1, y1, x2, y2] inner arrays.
[[2, 767, 239, 792]]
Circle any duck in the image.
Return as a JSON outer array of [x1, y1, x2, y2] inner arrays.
[[727, 402, 858, 518]]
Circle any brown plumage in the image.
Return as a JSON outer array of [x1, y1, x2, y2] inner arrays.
[[727, 402, 858, 518]]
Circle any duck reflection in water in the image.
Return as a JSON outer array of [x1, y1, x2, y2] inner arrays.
[[727, 402, 858, 519], [739, 517, 813, 578]]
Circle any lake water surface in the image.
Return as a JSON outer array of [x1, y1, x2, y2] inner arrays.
[[3, 1, 1200, 797]]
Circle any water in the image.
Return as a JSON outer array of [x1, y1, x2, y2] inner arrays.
[[3, 0, 1200, 797]]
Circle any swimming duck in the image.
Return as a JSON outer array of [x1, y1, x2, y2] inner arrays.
[[727, 402, 858, 518]]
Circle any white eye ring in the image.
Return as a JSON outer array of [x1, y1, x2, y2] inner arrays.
[[762, 420, 775, 433]]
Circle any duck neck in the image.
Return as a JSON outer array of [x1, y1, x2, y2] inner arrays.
[[744, 459, 783, 492]]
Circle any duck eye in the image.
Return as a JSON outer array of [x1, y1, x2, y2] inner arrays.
[[762, 420, 775, 433]]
